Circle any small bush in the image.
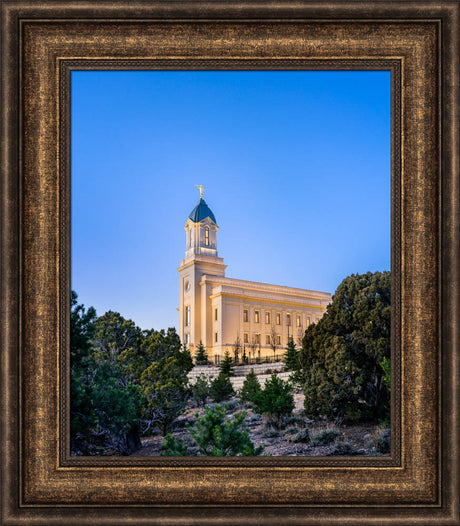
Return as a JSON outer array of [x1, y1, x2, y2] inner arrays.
[[281, 415, 307, 429], [291, 428, 310, 443], [225, 399, 240, 412], [182, 433, 198, 447], [333, 441, 353, 455], [285, 426, 299, 435], [367, 427, 390, 454], [210, 373, 235, 402], [310, 427, 342, 446], [261, 427, 280, 439], [161, 434, 188, 456], [246, 413, 262, 426], [171, 416, 196, 430]]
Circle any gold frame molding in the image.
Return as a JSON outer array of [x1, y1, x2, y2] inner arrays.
[[1, 1, 459, 524]]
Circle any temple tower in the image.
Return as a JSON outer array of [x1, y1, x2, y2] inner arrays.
[[177, 188, 226, 350]]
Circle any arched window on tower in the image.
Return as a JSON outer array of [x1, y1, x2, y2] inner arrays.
[[205, 226, 210, 246]]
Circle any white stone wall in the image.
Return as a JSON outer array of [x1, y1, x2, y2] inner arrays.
[[187, 361, 290, 389]]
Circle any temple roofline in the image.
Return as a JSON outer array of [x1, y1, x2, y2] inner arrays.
[[199, 274, 331, 300]]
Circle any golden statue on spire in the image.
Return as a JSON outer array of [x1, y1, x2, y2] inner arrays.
[[195, 185, 204, 199]]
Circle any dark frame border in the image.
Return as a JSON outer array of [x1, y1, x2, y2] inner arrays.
[[1, 2, 459, 525]]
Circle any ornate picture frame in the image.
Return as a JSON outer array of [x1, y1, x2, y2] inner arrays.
[[1, 1, 458, 524]]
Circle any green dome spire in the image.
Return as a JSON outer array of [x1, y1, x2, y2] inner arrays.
[[188, 198, 217, 225]]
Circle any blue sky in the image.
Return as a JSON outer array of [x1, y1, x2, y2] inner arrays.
[[71, 70, 391, 330]]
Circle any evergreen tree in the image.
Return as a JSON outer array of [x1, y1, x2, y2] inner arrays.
[[89, 359, 142, 454], [70, 291, 97, 453], [70, 290, 96, 364], [177, 344, 193, 374], [162, 433, 188, 456], [219, 351, 235, 377], [233, 335, 241, 364], [194, 341, 208, 365], [283, 338, 299, 372], [71, 294, 194, 452], [118, 327, 192, 379], [210, 372, 235, 402], [140, 355, 191, 435], [163, 404, 264, 456], [92, 310, 142, 364], [299, 271, 391, 422], [380, 356, 391, 392], [189, 404, 264, 456], [253, 374, 295, 428], [191, 373, 211, 407], [239, 369, 262, 404], [117, 326, 192, 435], [242, 346, 248, 364], [70, 295, 142, 455]]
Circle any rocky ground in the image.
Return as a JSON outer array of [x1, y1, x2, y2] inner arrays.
[[131, 394, 390, 457]]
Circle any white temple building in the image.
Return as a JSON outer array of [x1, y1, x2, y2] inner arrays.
[[178, 189, 331, 363]]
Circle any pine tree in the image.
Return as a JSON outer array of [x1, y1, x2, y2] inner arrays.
[[233, 335, 241, 364], [253, 374, 295, 428], [242, 346, 248, 364], [161, 434, 188, 456], [188, 404, 264, 456], [210, 373, 234, 402], [283, 338, 299, 372], [161, 404, 264, 456], [219, 351, 235, 377], [239, 369, 262, 404], [194, 340, 208, 365], [191, 373, 211, 406]]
